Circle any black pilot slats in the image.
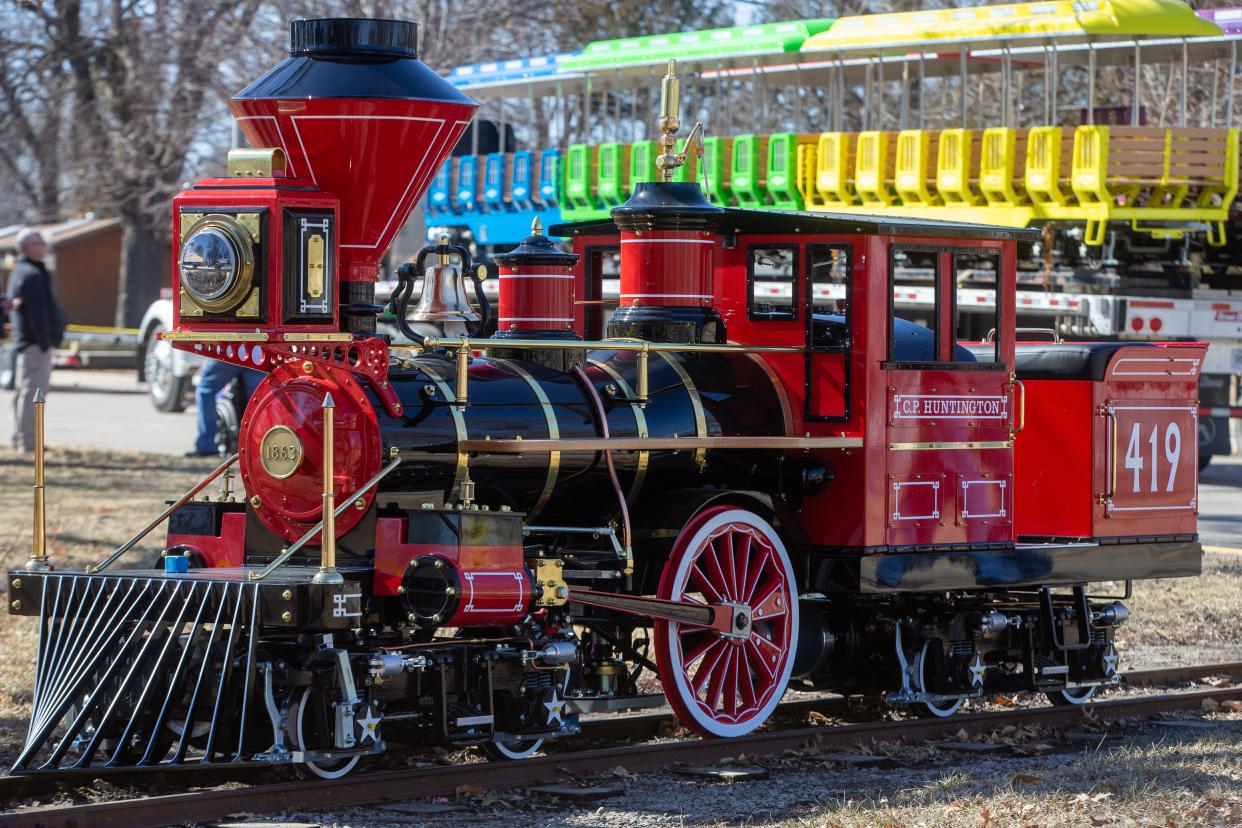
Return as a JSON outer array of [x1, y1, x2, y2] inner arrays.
[[13, 573, 260, 772]]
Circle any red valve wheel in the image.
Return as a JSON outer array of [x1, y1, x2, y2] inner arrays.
[[654, 506, 799, 738]]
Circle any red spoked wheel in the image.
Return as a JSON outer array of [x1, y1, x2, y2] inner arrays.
[[654, 506, 799, 738]]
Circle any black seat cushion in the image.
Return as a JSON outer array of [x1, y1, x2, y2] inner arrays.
[[1012, 342, 1154, 381]]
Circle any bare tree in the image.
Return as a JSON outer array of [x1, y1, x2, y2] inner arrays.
[[0, 0, 734, 326], [0, 0, 282, 326], [0, 8, 70, 222]]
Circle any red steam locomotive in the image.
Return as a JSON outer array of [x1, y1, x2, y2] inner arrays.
[[7, 18, 1204, 778]]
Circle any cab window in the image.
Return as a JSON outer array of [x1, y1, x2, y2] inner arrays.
[[748, 246, 798, 320], [888, 247, 939, 362], [809, 245, 850, 348], [953, 251, 1001, 362]]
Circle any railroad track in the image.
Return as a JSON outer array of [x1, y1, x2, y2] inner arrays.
[[2, 662, 1240, 828]]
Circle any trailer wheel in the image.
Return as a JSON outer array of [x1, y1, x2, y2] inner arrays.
[[654, 506, 798, 738], [144, 323, 188, 413]]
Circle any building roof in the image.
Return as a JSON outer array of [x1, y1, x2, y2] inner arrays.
[[0, 216, 121, 251]]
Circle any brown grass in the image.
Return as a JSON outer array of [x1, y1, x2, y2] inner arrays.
[[0, 444, 1239, 782], [0, 446, 220, 769]]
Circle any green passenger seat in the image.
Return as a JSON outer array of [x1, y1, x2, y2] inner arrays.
[[731, 135, 769, 208], [701, 136, 733, 206], [565, 144, 599, 212], [597, 142, 631, 207]]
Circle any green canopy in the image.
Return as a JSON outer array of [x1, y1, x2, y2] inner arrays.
[[561, 19, 835, 74]]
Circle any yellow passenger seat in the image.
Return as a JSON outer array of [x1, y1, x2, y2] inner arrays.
[[855, 131, 895, 206], [980, 128, 1028, 206], [936, 129, 982, 206], [895, 130, 941, 206], [815, 132, 857, 207], [1025, 126, 1074, 207], [797, 141, 820, 208]]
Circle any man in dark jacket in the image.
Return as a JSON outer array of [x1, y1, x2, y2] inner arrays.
[[7, 228, 64, 451]]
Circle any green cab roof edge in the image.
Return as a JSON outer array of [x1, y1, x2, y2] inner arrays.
[[561, 18, 835, 72]]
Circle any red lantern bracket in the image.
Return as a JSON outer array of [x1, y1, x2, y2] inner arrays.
[[167, 335, 404, 418]]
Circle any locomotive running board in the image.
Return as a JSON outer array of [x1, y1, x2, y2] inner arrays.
[[813, 539, 1202, 594]]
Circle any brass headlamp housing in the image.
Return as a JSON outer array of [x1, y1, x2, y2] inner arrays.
[[178, 214, 257, 313]]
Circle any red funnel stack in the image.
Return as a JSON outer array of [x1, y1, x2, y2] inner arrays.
[[230, 19, 476, 282]]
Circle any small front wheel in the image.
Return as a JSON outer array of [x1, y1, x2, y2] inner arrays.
[[481, 736, 544, 761], [1047, 685, 1098, 706], [291, 686, 361, 780]]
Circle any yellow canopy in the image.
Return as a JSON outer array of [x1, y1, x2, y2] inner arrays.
[[802, 0, 1223, 53]]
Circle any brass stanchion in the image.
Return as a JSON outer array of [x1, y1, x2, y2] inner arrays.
[[311, 393, 342, 585], [26, 388, 50, 571]]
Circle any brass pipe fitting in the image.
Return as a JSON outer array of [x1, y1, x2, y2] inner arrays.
[[312, 393, 343, 585], [636, 346, 650, 406], [26, 388, 49, 571], [455, 341, 470, 408]]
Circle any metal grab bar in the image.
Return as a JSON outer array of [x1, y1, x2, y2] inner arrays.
[[420, 335, 804, 355], [248, 456, 402, 581], [1014, 379, 1026, 433], [987, 327, 1061, 344], [88, 454, 240, 574]]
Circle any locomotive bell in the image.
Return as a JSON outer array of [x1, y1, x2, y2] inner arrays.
[[409, 237, 480, 323]]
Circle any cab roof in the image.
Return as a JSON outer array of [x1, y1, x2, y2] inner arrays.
[[549, 208, 1042, 243]]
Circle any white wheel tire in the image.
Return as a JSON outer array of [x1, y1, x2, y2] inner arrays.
[[294, 687, 360, 780], [487, 737, 545, 760], [1058, 685, 1098, 705], [914, 643, 964, 718], [660, 508, 799, 738]]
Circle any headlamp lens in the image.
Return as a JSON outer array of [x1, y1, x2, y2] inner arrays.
[[180, 228, 239, 302]]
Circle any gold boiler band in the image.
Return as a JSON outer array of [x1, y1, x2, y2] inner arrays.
[[493, 358, 560, 519], [422, 363, 470, 502], [657, 351, 708, 468], [589, 358, 649, 503]]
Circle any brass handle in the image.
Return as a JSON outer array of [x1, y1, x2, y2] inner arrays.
[[1014, 379, 1026, 434], [1107, 410, 1118, 499]]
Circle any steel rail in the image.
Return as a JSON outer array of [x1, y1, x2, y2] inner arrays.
[[575, 661, 1242, 742], [2, 663, 1241, 828]]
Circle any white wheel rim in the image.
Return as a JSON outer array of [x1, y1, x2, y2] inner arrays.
[[916, 644, 964, 718], [491, 737, 544, 759], [1060, 685, 1097, 704], [661, 509, 799, 738], [294, 687, 359, 780]]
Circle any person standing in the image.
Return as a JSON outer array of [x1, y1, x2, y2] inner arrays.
[[7, 228, 64, 452], [188, 358, 264, 457]]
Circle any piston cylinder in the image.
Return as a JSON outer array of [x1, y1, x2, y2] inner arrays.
[[401, 555, 532, 628]]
